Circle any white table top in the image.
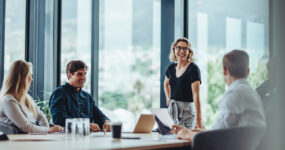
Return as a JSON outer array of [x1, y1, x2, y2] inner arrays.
[[0, 132, 191, 150]]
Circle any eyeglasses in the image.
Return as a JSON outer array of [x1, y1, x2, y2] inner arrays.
[[175, 46, 189, 52]]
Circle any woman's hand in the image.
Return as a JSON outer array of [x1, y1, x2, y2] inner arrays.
[[48, 125, 63, 133], [166, 98, 170, 106]]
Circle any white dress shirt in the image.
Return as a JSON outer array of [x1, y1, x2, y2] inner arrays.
[[211, 79, 266, 130]]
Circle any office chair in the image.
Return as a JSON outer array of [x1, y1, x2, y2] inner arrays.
[[192, 126, 265, 150]]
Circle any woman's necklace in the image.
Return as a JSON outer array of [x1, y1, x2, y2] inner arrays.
[[176, 62, 190, 78]]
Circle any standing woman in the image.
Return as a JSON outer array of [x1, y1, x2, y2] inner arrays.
[[164, 38, 203, 129], [0, 60, 63, 133]]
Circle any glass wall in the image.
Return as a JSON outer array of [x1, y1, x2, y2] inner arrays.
[[188, 0, 269, 127], [174, 0, 184, 39], [44, 0, 55, 100], [4, 0, 26, 75], [98, 0, 161, 130], [61, 0, 91, 92], [1, 0, 271, 130]]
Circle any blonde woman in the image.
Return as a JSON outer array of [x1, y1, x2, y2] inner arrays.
[[164, 38, 204, 129], [0, 60, 63, 133]]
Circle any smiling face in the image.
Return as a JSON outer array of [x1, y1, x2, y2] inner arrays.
[[68, 68, 87, 90], [174, 41, 189, 61]]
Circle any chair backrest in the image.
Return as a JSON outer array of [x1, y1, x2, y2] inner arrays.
[[192, 126, 265, 150], [0, 121, 26, 134]]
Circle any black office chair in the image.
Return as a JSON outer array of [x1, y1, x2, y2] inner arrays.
[[0, 121, 25, 134], [192, 126, 265, 150]]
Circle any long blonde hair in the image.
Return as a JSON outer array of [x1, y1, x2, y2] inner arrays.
[[169, 38, 194, 62], [0, 60, 37, 118]]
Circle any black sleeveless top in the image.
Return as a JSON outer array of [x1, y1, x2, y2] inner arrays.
[[165, 62, 201, 102]]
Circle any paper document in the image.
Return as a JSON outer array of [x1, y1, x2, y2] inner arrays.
[[152, 108, 174, 129]]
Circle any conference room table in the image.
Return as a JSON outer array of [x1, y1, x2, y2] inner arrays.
[[0, 132, 192, 150]]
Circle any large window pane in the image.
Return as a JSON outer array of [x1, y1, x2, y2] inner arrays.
[[188, 0, 269, 127], [99, 0, 161, 130], [4, 0, 26, 75], [61, 0, 91, 92], [44, 0, 55, 100], [174, 0, 183, 39]]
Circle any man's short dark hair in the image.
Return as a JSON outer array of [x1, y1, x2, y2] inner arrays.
[[66, 60, 88, 78], [223, 50, 249, 78]]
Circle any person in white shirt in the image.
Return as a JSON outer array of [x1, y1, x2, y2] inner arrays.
[[172, 50, 266, 141], [0, 60, 63, 133]]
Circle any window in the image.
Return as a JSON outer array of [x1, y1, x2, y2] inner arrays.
[[4, 0, 26, 75], [44, 0, 55, 99], [188, 0, 269, 127], [174, 0, 184, 39], [98, 0, 161, 130], [61, 0, 92, 92]]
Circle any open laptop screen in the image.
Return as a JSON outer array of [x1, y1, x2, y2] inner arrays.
[[122, 114, 155, 133], [152, 108, 174, 135], [154, 115, 172, 135]]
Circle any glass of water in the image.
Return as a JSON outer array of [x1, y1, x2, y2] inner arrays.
[[65, 118, 76, 135], [65, 118, 90, 137], [82, 118, 90, 136], [75, 118, 83, 136]]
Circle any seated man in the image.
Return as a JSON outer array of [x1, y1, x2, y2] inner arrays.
[[49, 60, 111, 131], [172, 50, 266, 140]]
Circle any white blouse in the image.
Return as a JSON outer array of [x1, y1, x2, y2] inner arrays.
[[0, 94, 49, 133]]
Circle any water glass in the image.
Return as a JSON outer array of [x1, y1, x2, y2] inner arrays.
[[65, 118, 76, 135], [65, 118, 90, 137], [75, 118, 83, 136], [82, 118, 90, 136]]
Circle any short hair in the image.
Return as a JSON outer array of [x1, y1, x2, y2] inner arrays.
[[223, 50, 249, 78], [66, 60, 88, 78], [169, 38, 194, 62]]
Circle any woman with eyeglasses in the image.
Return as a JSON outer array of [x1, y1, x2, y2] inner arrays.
[[164, 38, 204, 129], [0, 60, 63, 133]]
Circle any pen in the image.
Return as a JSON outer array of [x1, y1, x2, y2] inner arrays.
[[121, 137, 141, 139]]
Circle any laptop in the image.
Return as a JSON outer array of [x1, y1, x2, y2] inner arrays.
[[152, 108, 174, 135], [123, 114, 156, 133]]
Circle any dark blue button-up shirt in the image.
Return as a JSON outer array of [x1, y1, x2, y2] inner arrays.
[[49, 83, 109, 127]]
